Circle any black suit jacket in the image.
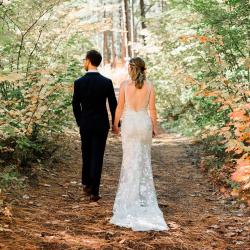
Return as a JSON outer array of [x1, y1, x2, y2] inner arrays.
[[72, 72, 117, 131]]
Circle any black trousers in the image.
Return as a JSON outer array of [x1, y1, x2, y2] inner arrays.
[[79, 128, 109, 196]]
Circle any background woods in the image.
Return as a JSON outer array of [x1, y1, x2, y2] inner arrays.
[[0, 0, 249, 224]]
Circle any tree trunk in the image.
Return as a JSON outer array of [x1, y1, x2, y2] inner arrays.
[[130, 0, 135, 56], [103, 31, 110, 64], [140, 0, 146, 45], [123, 0, 131, 57], [103, 3, 110, 65], [121, 0, 128, 61], [111, 31, 116, 67]]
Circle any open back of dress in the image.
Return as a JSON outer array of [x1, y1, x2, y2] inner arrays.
[[125, 80, 151, 112]]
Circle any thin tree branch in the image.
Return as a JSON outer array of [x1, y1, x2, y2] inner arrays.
[[16, 1, 60, 71]]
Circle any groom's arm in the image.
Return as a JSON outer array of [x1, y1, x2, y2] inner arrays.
[[107, 80, 117, 126], [72, 80, 82, 127]]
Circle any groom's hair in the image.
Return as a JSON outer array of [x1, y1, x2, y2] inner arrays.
[[86, 50, 102, 67]]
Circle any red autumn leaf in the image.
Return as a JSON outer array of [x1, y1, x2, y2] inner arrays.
[[243, 103, 250, 110], [231, 165, 250, 183], [236, 159, 250, 167], [229, 111, 246, 120], [220, 186, 227, 193], [199, 36, 207, 43]]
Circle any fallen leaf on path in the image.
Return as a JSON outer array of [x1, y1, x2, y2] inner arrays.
[[231, 189, 239, 197], [239, 203, 246, 209], [40, 183, 51, 187], [0, 225, 12, 232], [119, 239, 126, 244], [224, 232, 236, 237], [234, 240, 245, 245], [89, 201, 100, 206], [220, 186, 227, 193], [236, 213, 244, 217], [206, 229, 216, 234], [44, 235, 56, 241], [159, 202, 168, 207], [168, 221, 180, 229], [3, 207, 12, 218], [209, 224, 220, 229]]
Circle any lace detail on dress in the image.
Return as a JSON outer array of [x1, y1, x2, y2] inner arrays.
[[110, 80, 169, 231]]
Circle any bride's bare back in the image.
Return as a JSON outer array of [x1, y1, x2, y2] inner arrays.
[[114, 80, 157, 130], [125, 80, 150, 112]]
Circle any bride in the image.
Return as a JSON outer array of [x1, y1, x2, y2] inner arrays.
[[110, 57, 169, 231]]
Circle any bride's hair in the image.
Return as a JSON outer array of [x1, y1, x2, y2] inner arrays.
[[129, 57, 146, 89]]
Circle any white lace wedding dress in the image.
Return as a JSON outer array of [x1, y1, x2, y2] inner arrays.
[[110, 80, 169, 231]]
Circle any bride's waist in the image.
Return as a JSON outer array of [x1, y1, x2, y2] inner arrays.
[[123, 108, 148, 115], [122, 109, 151, 122]]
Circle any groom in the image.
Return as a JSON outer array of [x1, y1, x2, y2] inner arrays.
[[72, 50, 117, 202]]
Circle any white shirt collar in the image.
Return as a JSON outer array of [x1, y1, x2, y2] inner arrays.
[[87, 69, 99, 73]]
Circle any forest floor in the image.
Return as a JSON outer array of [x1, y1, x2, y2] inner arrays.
[[0, 127, 249, 250]]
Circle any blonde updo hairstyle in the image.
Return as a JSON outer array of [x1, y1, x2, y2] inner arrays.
[[129, 57, 146, 89]]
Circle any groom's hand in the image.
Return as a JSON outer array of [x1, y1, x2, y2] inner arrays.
[[112, 125, 120, 135]]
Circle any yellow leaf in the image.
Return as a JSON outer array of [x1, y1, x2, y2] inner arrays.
[[231, 188, 239, 197]]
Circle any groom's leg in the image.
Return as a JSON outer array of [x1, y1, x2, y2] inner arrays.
[[90, 130, 109, 196], [80, 128, 92, 187]]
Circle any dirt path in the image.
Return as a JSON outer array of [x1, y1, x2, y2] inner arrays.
[[0, 129, 249, 250]]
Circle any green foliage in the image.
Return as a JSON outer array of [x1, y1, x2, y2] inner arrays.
[[190, 0, 249, 80], [0, 168, 22, 187], [143, 0, 249, 194], [202, 134, 226, 158], [193, 96, 230, 128], [0, 0, 93, 172]]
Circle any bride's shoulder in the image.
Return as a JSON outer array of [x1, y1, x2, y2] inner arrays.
[[145, 79, 154, 88], [120, 79, 130, 88], [118, 81, 126, 94]]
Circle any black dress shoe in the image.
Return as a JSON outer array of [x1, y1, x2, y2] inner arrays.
[[89, 194, 101, 202], [83, 185, 92, 195]]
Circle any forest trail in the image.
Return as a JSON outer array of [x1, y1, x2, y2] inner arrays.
[[0, 128, 249, 250], [1, 0, 249, 248]]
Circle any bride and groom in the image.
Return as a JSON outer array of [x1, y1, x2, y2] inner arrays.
[[72, 50, 169, 231]]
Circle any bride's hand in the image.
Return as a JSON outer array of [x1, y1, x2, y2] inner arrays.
[[112, 125, 120, 135], [152, 127, 158, 137]]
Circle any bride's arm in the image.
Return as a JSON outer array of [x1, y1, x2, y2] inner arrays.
[[149, 83, 158, 136], [113, 82, 125, 129]]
